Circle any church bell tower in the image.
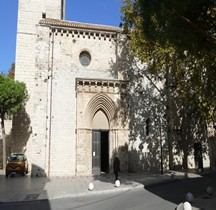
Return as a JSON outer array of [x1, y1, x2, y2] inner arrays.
[[14, 0, 66, 169], [15, 0, 66, 108]]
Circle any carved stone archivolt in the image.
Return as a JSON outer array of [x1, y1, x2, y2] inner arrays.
[[76, 78, 128, 130]]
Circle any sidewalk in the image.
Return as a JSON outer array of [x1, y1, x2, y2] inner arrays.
[[0, 171, 172, 202], [0, 170, 215, 210]]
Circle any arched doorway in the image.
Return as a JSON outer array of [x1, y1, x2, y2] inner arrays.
[[76, 80, 129, 176], [92, 110, 109, 174]]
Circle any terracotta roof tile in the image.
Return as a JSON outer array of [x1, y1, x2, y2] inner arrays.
[[39, 18, 122, 33]]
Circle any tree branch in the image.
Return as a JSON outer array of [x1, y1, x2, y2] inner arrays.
[[174, 12, 216, 45]]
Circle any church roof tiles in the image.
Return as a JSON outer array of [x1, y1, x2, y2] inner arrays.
[[39, 18, 122, 33]]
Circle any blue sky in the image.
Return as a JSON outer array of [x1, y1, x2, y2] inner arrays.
[[0, 0, 122, 74]]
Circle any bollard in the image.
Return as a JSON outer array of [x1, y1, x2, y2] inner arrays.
[[183, 201, 192, 210], [186, 192, 194, 202], [207, 186, 214, 196], [175, 202, 184, 210], [115, 180, 120, 187], [88, 182, 94, 191]]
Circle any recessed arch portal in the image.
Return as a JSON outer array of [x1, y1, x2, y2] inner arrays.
[[76, 80, 129, 175], [84, 93, 116, 174], [84, 93, 116, 129], [92, 109, 109, 129]]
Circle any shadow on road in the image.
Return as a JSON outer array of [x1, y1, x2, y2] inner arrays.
[[0, 166, 51, 210], [92, 171, 137, 186], [144, 172, 216, 209], [0, 199, 51, 210]]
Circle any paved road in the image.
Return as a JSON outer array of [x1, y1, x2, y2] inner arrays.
[[0, 170, 215, 210], [0, 188, 176, 210], [145, 173, 216, 210]]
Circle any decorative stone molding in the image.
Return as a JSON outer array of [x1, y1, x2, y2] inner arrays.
[[76, 78, 128, 130], [84, 92, 116, 128], [40, 18, 121, 41], [50, 28, 117, 41], [76, 78, 128, 94]]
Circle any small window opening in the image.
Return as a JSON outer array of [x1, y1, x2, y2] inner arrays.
[[146, 118, 150, 136], [42, 13, 46, 19], [79, 51, 91, 66]]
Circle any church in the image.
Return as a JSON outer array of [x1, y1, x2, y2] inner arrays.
[[8, 0, 210, 177]]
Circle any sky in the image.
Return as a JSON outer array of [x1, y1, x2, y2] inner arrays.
[[0, 0, 122, 74]]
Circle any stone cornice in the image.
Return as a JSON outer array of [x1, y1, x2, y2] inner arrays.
[[76, 78, 128, 93]]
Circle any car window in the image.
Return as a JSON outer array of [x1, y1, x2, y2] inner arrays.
[[9, 154, 25, 162]]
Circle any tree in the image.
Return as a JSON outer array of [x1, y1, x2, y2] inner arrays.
[[140, 0, 215, 49], [137, 0, 216, 126], [120, 0, 216, 169], [8, 63, 15, 80], [0, 74, 29, 170]]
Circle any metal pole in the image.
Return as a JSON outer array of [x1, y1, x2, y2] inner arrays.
[[160, 117, 163, 175]]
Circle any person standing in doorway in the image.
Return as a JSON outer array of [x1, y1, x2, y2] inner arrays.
[[113, 157, 121, 180]]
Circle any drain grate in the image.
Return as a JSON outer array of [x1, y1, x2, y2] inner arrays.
[[24, 194, 40, 200]]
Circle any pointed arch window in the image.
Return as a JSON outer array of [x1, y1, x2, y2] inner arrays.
[[146, 118, 151, 136]]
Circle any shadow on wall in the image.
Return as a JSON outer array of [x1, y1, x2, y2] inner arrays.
[[108, 34, 210, 172], [109, 35, 169, 172], [31, 163, 47, 177], [6, 109, 31, 158], [111, 142, 163, 174], [113, 142, 164, 173], [111, 143, 129, 173]]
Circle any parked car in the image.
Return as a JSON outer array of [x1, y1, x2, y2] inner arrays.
[[6, 153, 28, 177]]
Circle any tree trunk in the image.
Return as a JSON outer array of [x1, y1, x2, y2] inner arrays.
[[166, 67, 174, 170], [207, 124, 216, 170], [0, 113, 6, 171], [182, 149, 188, 170]]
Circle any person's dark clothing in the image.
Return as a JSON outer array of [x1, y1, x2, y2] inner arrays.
[[113, 157, 120, 180]]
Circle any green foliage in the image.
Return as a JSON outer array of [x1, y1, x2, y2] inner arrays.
[[120, 0, 216, 124], [138, 0, 216, 51], [7, 63, 15, 80], [0, 74, 29, 118]]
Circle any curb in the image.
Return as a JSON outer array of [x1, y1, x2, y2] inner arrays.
[[46, 183, 144, 200]]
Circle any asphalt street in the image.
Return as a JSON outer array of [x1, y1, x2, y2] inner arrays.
[[0, 188, 176, 210], [0, 170, 215, 210]]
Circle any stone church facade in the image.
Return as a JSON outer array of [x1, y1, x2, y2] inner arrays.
[[5, 0, 210, 176], [13, 0, 131, 176]]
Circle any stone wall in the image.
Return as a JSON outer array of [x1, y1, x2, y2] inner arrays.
[[29, 22, 128, 176], [14, 0, 66, 176]]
